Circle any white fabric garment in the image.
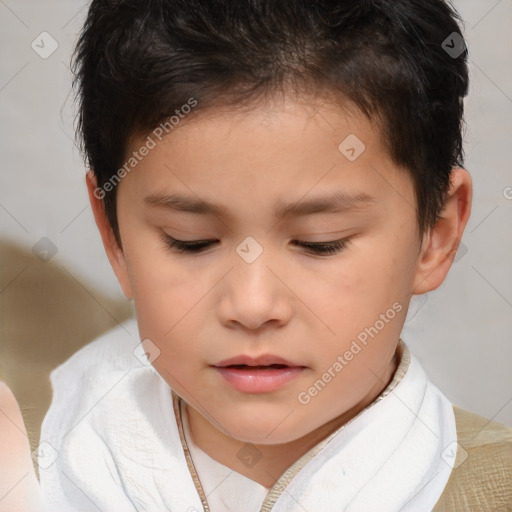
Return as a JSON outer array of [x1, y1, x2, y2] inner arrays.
[[180, 400, 270, 512], [39, 318, 457, 512]]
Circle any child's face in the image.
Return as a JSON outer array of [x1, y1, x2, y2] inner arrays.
[[103, 95, 429, 443]]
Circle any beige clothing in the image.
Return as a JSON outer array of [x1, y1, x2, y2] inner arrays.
[[433, 406, 512, 511]]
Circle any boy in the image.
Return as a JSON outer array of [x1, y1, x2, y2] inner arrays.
[[33, 0, 511, 510]]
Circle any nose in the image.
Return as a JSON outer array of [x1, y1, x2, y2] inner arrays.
[[217, 254, 294, 332]]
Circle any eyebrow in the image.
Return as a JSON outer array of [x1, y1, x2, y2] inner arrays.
[[144, 190, 376, 220]]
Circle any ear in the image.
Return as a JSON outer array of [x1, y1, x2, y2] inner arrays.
[[86, 171, 133, 299], [412, 167, 472, 295]]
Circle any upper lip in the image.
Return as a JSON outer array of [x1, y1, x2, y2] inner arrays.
[[213, 354, 303, 367]]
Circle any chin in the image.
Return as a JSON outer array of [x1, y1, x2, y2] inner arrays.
[[217, 411, 311, 446]]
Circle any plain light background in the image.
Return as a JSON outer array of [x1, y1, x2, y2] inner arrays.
[[1, 0, 511, 426]]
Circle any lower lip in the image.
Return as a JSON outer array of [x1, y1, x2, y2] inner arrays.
[[214, 366, 305, 393]]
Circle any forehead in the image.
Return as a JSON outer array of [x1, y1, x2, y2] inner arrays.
[[119, 94, 413, 221]]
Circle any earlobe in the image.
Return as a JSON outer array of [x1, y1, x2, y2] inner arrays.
[[85, 171, 133, 299], [412, 168, 472, 295]]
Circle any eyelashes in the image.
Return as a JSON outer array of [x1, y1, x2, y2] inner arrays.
[[162, 236, 214, 253], [160, 234, 349, 256], [290, 239, 348, 255]]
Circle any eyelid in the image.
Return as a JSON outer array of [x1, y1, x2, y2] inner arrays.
[[160, 233, 351, 256], [161, 234, 215, 250]]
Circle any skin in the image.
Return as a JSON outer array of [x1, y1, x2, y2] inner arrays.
[[0, 382, 43, 512], [0, 93, 472, 497], [86, 93, 472, 487]]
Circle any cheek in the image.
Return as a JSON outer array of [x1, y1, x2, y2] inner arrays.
[[121, 233, 201, 340], [357, 225, 419, 296], [301, 237, 414, 348]]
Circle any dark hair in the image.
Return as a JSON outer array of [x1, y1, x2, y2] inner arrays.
[[72, 0, 468, 247]]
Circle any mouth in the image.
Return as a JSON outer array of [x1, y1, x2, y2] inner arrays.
[[219, 363, 290, 370], [213, 354, 301, 368], [212, 355, 307, 393]]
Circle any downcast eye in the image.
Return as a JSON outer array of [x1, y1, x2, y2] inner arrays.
[[161, 234, 350, 255]]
